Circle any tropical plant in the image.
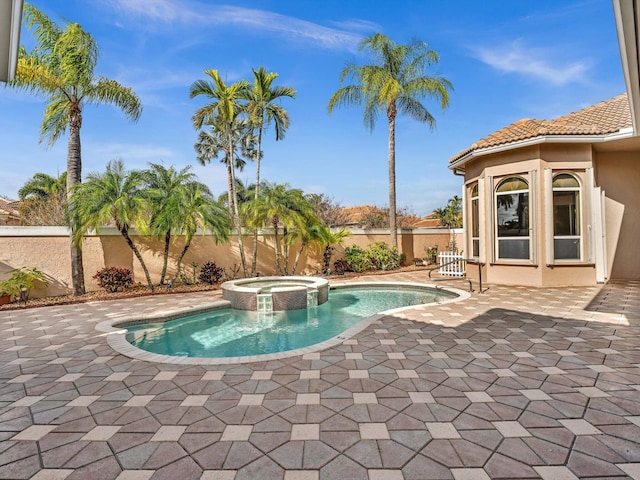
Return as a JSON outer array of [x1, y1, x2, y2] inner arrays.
[[243, 66, 296, 275], [140, 163, 198, 284], [199, 261, 224, 285], [190, 69, 250, 277], [244, 182, 313, 275], [69, 160, 154, 291], [321, 228, 351, 274], [368, 241, 400, 271], [0, 266, 49, 302], [18, 171, 67, 200], [92, 266, 133, 293], [9, 4, 142, 295], [288, 217, 327, 275], [328, 33, 452, 250], [344, 244, 374, 273], [195, 117, 257, 214], [166, 182, 231, 286], [433, 195, 462, 228]]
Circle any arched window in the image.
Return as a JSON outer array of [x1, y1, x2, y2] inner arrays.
[[470, 183, 479, 258], [495, 177, 529, 260], [553, 173, 581, 260]]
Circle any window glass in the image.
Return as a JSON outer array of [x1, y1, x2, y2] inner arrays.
[[495, 177, 530, 260], [552, 173, 581, 260]]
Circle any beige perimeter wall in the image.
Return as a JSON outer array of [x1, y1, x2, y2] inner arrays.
[[0, 226, 461, 298]]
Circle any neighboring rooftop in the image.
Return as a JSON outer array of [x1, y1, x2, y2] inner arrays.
[[450, 93, 632, 165]]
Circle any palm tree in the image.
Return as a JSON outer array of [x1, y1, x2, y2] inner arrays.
[[18, 171, 68, 226], [243, 66, 297, 275], [190, 70, 250, 276], [194, 116, 257, 215], [328, 33, 452, 250], [69, 160, 154, 291], [18, 171, 67, 201], [9, 4, 142, 295], [141, 163, 198, 284], [433, 195, 462, 228], [288, 217, 327, 275], [168, 183, 231, 286], [244, 182, 312, 275]]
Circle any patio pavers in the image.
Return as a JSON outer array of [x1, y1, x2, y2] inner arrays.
[[1, 276, 640, 479]]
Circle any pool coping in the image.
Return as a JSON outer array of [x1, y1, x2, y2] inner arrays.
[[96, 281, 471, 365]]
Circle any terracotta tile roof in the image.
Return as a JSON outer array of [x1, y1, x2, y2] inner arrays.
[[450, 93, 631, 164], [338, 205, 442, 228], [0, 198, 20, 216]]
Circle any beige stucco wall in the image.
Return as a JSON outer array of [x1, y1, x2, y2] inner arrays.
[[461, 143, 601, 286], [596, 151, 640, 279], [0, 226, 461, 298], [460, 141, 639, 285]]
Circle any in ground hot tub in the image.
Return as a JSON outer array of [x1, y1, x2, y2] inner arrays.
[[221, 276, 329, 311]]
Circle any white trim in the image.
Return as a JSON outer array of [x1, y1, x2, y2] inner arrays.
[[461, 183, 468, 256], [586, 168, 595, 264], [477, 177, 485, 263], [0, 0, 23, 82], [544, 168, 554, 266], [593, 187, 607, 283], [613, 0, 640, 134]]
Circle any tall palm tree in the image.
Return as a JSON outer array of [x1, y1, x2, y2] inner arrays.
[[328, 33, 452, 250], [194, 116, 256, 215], [190, 70, 250, 276], [69, 160, 154, 291], [141, 163, 198, 284], [9, 4, 142, 295], [243, 66, 297, 275], [168, 183, 231, 286]]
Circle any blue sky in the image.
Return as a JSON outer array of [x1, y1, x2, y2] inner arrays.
[[0, 0, 625, 216]]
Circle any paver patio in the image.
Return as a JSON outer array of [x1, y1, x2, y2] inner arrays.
[[1, 273, 639, 479]]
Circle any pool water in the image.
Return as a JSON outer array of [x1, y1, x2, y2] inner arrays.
[[125, 286, 456, 358]]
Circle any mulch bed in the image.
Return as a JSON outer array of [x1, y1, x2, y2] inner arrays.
[[0, 265, 431, 312]]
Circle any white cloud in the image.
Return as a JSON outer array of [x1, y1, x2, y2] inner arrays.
[[106, 0, 362, 51], [471, 40, 590, 86]]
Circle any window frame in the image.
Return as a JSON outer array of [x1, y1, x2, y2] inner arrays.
[[552, 172, 583, 262], [494, 176, 531, 261], [470, 183, 479, 258]]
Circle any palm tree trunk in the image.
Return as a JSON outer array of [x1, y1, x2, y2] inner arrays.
[[292, 240, 307, 275], [67, 106, 85, 296], [228, 133, 248, 277], [251, 124, 263, 276], [120, 226, 154, 291], [160, 230, 171, 284], [169, 239, 192, 285], [272, 217, 282, 275], [283, 226, 290, 275], [387, 103, 398, 250]]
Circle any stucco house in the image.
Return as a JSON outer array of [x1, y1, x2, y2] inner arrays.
[[446, 1, 640, 287]]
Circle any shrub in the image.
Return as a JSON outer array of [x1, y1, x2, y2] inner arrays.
[[199, 261, 224, 285], [93, 267, 133, 293], [333, 258, 349, 275], [344, 245, 374, 272], [368, 241, 400, 271]]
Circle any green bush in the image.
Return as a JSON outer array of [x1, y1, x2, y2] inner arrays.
[[368, 241, 400, 271], [344, 245, 374, 272], [199, 261, 224, 284], [93, 267, 133, 293], [0, 266, 49, 301]]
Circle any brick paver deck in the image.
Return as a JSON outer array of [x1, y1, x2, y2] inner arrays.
[[1, 273, 639, 479]]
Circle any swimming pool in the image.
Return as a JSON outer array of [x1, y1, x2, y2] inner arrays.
[[117, 283, 462, 361]]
